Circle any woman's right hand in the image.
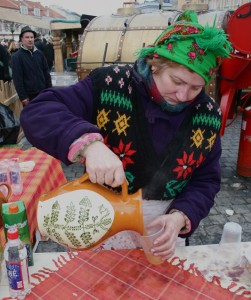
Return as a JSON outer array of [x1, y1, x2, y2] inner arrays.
[[83, 141, 125, 187]]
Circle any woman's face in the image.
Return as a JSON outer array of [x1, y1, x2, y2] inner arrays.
[[153, 65, 205, 105]]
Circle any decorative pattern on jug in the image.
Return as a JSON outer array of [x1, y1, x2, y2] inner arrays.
[[37, 190, 115, 249]]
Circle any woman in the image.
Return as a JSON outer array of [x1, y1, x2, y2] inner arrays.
[[8, 40, 19, 55], [20, 11, 232, 260]]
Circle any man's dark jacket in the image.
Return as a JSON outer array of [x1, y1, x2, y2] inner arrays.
[[0, 44, 11, 81], [11, 46, 52, 101]]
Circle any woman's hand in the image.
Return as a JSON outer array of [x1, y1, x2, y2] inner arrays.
[[83, 141, 125, 187], [21, 98, 29, 106], [145, 213, 186, 261]]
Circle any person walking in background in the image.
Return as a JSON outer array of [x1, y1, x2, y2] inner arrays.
[[21, 11, 232, 259], [8, 40, 19, 56], [1, 40, 8, 49], [11, 26, 52, 107], [34, 32, 45, 53], [8, 40, 19, 72], [0, 43, 11, 81], [44, 37, 54, 72]]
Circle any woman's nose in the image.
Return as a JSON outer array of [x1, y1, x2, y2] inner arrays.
[[176, 87, 190, 102]]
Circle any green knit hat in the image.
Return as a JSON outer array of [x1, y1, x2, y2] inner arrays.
[[137, 10, 232, 84]]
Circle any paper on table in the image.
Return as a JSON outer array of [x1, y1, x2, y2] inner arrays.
[[19, 161, 35, 172]]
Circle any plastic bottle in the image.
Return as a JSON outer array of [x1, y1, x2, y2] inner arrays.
[[2, 202, 34, 266], [9, 158, 23, 195], [0, 160, 10, 197], [4, 227, 31, 299]]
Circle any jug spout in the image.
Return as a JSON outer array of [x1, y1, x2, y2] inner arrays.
[[37, 174, 143, 250]]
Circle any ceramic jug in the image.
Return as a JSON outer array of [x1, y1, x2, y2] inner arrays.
[[37, 173, 143, 250], [0, 183, 12, 227]]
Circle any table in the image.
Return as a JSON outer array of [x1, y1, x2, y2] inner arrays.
[[1, 243, 251, 299], [0, 147, 67, 245]]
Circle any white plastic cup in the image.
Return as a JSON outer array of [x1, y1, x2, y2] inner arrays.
[[140, 222, 165, 265], [219, 222, 242, 267], [220, 222, 242, 244]]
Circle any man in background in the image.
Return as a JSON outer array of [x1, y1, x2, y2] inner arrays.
[[44, 37, 54, 72], [34, 32, 45, 53], [11, 26, 52, 106]]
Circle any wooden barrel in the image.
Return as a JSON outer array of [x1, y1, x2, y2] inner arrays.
[[77, 8, 231, 103], [77, 10, 180, 80], [198, 10, 232, 102]]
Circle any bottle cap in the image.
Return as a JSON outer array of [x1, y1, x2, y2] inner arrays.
[[7, 227, 19, 240], [8, 203, 19, 214]]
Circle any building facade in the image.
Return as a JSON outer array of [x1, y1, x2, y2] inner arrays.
[[177, 0, 250, 9], [0, 0, 80, 40]]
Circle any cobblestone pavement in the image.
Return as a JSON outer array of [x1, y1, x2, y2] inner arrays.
[[33, 114, 251, 252], [190, 115, 251, 245]]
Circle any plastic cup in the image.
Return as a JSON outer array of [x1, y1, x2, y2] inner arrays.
[[218, 222, 242, 267], [220, 222, 242, 244], [140, 222, 165, 265]]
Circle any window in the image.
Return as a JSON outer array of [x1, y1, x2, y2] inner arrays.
[[20, 5, 28, 15], [34, 8, 40, 16]]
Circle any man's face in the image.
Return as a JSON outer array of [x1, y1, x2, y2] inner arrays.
[[21, 32, 34, 49]]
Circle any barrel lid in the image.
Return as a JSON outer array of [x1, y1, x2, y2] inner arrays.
[[227, 3, 251, 54]]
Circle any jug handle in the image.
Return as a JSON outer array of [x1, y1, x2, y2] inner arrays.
[[0, 182, 12, 202], [78, 173, 129, 201]]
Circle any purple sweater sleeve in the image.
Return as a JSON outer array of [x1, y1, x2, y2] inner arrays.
[[167, 136, 222, 237], [20, 76, 100, 164]]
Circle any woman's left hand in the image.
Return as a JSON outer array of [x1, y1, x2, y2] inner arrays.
[[145, 213, 185, 261]]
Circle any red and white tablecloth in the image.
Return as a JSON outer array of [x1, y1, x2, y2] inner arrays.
[[0, 147, 67, 244], [2, 249, 247, 300]]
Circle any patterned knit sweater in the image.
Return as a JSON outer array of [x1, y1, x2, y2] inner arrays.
[[90, 64, 222, 200]]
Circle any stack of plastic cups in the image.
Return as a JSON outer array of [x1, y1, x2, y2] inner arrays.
[[9, 158, 23, 196], [219, 222, 242, 267]]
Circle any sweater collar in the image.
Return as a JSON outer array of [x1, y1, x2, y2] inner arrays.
[[20, 44, 38, 53]]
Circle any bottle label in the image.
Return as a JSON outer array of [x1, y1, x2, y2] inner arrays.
[[6, 261, 25, 290], [10, 171, 20, 184]]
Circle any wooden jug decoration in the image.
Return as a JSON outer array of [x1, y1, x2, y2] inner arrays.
[[0, 183, 12, 227], [37, 173, 143, 250]]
